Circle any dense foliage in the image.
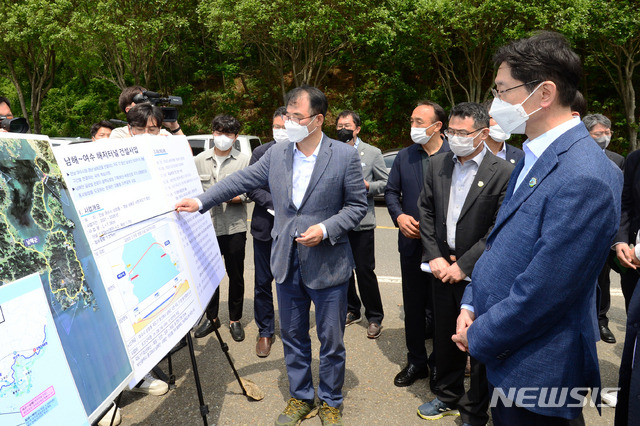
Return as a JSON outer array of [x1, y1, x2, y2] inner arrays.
[[0, 0, 638, 153]]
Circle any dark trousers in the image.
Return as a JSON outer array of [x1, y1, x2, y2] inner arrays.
[[489, 385, 585, 426], [400, 251, 434, 368], [597, 263, 611, 326], [431, 279, 489, 425], [621, 268, 639, 313], [276, 248, 348, 407], [253, 238, 275, 337], [205, 232, 246, 322], [347, 229, 384, 325]]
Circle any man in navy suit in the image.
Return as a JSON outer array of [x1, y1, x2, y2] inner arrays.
[[385, 100, 450, 387], [176, 86, 367, 425], [453, 32, 622, 424], [248, 106, 288, 358]]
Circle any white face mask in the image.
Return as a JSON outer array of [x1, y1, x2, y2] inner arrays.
[[213, 134, 234, 151], [449, 133, 482, 158], [489, 83, 543, 134], [284, 115, 318, 143], [489, 124, 511, 143], [273, 128, 289, 143], [410, 121, 438, 145], [594, 135, 611, 150]]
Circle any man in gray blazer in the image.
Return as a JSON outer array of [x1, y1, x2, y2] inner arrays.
[[336, 110, 388, 338], [176, 86, 367, 425]]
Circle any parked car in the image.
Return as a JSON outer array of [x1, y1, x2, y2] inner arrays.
[[49, 137, 92, 147], [186, 134, 262, 157], [374, 148, 400, 202]]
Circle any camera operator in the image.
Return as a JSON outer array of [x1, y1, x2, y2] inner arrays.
[[110, 85, 183, 138], [0, 96, 29, 133]]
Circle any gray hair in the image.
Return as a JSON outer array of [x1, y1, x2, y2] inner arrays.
[[582, 114, 611, 131]]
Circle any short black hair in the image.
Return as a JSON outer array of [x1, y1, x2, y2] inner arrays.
[[416, 99, 447, 130], [571, 90, 587, 117], [273, 106, 287, 120], [118, 85, 146, 113], [493, 31, 581, 107], [211, 114, 241, 135], [336, 110, 361, 127], [90, 120, 115, 137], [126, 103, 163, 128], [449, 102, 490, 130], [0, 96, 11, 108], [285, 85, 328, 117]]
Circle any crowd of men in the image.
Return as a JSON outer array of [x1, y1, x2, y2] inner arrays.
[[3, 30, 640, 426]]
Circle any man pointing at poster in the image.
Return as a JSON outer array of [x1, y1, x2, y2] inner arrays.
[[176, 85, 367, 425]]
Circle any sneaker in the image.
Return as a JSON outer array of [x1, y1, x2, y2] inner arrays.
[[318, 401, 343, 425], [345, 311, 361, 326], [130, 373, 169, 396], [275, 398, 316, 426], [97, 402, 121, 426], [417, 398, 459, 420]]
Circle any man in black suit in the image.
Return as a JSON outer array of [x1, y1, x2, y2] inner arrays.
[[416, 102, 513, 423], [385, 100, 450, 387], [583, 114, 624, 344], [248, 106, 288, 357]]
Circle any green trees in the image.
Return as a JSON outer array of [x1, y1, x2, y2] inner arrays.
[[0, 0, 638, 152]]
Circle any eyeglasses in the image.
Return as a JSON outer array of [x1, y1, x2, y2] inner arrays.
[[590, 130, 612, 137], [491, 80, 542, 100], [282, 114, 317, 125], [444, 128, 484, 138]]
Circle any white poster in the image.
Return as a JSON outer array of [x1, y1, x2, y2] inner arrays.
[[52, 136, 224, 383]]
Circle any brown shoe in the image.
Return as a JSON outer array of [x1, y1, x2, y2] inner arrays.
[[256, 336, 274, 358], [367, 322, 382, 339]]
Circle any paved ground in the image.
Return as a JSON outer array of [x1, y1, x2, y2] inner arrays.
[[114, 205, 624, 425]]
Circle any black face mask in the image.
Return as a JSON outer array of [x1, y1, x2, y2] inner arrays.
[[336, 128, 354, 143]]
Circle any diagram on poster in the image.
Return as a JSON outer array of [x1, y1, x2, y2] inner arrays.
[[0, 134, 133, 421], [52, 136, 224, 383], [0, 273, 89, 426]]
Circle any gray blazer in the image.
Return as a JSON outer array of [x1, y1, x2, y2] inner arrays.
[[354, 140, 388, 231], [197, 134, 368, 289]]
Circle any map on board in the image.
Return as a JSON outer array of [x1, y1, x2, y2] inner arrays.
[[0, 273, 89, 426], [0, 135, 133, 420]]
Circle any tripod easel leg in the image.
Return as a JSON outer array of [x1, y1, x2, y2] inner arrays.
[[186, 332, 209, 426]]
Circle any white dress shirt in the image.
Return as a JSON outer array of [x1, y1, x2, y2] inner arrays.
[[293, 138, 328, 238], [514, 117, 581, 191]]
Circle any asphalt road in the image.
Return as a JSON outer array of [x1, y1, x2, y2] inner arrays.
[[114, 204, 624, 425]]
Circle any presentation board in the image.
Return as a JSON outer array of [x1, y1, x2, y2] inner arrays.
[[0, 134, 133, 422], [1, 133, 224, 422], [51, 135, 224, 385]]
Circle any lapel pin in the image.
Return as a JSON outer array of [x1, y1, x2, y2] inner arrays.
[[510, 159, 515, 163], [478, 181, 484, 187], [529, 177, 537, 187]]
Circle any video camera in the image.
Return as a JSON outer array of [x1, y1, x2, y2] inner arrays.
[[0, 115, 29, 133], [132, 91, 183, 122]]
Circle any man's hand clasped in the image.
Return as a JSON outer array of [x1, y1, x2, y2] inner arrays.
[[452, 308, 475, 352]]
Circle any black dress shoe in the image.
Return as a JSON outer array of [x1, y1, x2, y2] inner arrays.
[[394, 363, 429, 387], [194, 318, 220, 338], [230, 322, 245, 342], [599, 325, 616, 344]]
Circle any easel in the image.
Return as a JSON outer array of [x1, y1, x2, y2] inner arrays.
[[97, 332, 209, 426]]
